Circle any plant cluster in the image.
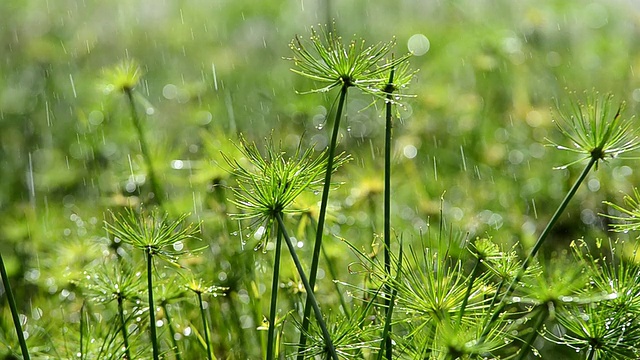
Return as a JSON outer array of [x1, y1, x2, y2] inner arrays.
[[2, 18, 640, 360]]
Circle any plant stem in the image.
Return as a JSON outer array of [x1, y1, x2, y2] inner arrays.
[[117, 296, 132, 359], [458, 256, 481, 324], [80, 302, 85, 360], [482, 157, 596, 337], [515, 307, 548, 360], [305, 213, 350, 317], [586, 347, 596, 360], [275, 213, 338, 360], [197, 292, 213, 360], [124, 88, 164, 208], [382, 68, 395, 360], [266, 226, 283, 360], [297, 84, 348, 357], [376, 241, 403, 360], [161, 302, 182, 360], [145, 247, 160, 360], [0, 252, 30, 360]]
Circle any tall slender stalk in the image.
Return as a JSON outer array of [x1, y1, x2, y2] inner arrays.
[[161, 302, 182, 360], [297, 84, 348, 356], [117, 296, 132, 359], [266, 227, 283, 360], [124, 88, 164, 208], [458, 256, 482, 324], [382, 68, 395, 360], [197, 291, 214, 360], [304, 212, 350, 316], [376, 241, 403, 360], [482, 157, 596, 337], [0, 252, 30, 360], [145, 247, 160, 360], [275, 213, 338, 360]]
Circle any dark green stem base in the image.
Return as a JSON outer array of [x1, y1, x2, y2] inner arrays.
[[0, 252, 30, 360]]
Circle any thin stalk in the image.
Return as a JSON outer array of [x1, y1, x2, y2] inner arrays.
[[306, 213, 350, 317], [482, 157, 596, 337], [266, 227, 283, 360], [275, 213, 338, 360], [79, 302, 85, 360], [124, 88, 164, 208], [382, 68, 395, 360], [0, 252, 30, 360], [515, 307, 548, 360], [161, 303, 182, 360], [297, 84, 349, 357], [197, 292, 213, 360], [376, 241, 403, 360], [117, 296, 132, 359], [458, 256, 481, 324], [145, 247, 160, 360], [585, 347, 596, 360]]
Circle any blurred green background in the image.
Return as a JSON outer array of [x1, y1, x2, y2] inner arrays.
[[2, 0, 640, 358]]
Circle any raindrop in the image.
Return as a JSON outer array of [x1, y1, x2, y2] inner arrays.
[[69, 74, 77, 98], [403, 144, 417, 159], [407, 34, 430, 56]]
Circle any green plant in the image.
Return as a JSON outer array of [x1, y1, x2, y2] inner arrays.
[[225, 135, 347, 359], [104, 209, 199, 360], [481, 94, 640, 352], [288, 25, 411, 358], [101, 60, 165, 209]]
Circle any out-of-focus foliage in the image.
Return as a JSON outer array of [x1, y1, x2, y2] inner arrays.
[[2, 0, 640, 358]]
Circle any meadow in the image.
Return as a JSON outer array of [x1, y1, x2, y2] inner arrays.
[[3, 0, 640, 359]]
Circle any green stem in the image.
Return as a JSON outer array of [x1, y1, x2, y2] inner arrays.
[[80, 302, 85, 360], [0, 252, 30, 360], [297, 84, 348, 357], [145, 247, 160, 360], [117, 296, 132, 359], [376, 242, 403, 360], [382, 68, 395, 360], [305, 213, 350, 317], [482, 157, 596, 337], [585, 347, 596, 360], [161, 302, 182, 360], [458, 256, 481, 324], [275, 213, 338, 360], [197, 292, 213, 360], [515, 307, 548, 360], [125, 89, 164, 208], [266, 226, 283, 360]]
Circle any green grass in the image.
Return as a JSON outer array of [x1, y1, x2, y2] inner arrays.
[[3, 1, 640, 359]]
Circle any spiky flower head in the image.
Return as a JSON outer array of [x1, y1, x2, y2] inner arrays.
[[184, 275, 228, 297], [224, 135, 348, 251], [99, 58, 143, 95], [104, 209, 200, 264], [82, 261, 144, 305], [552, 304, 640, 359], [549, 92, 640, 169], [288, 25, 413, 98], [603, 187, 640, 235]]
